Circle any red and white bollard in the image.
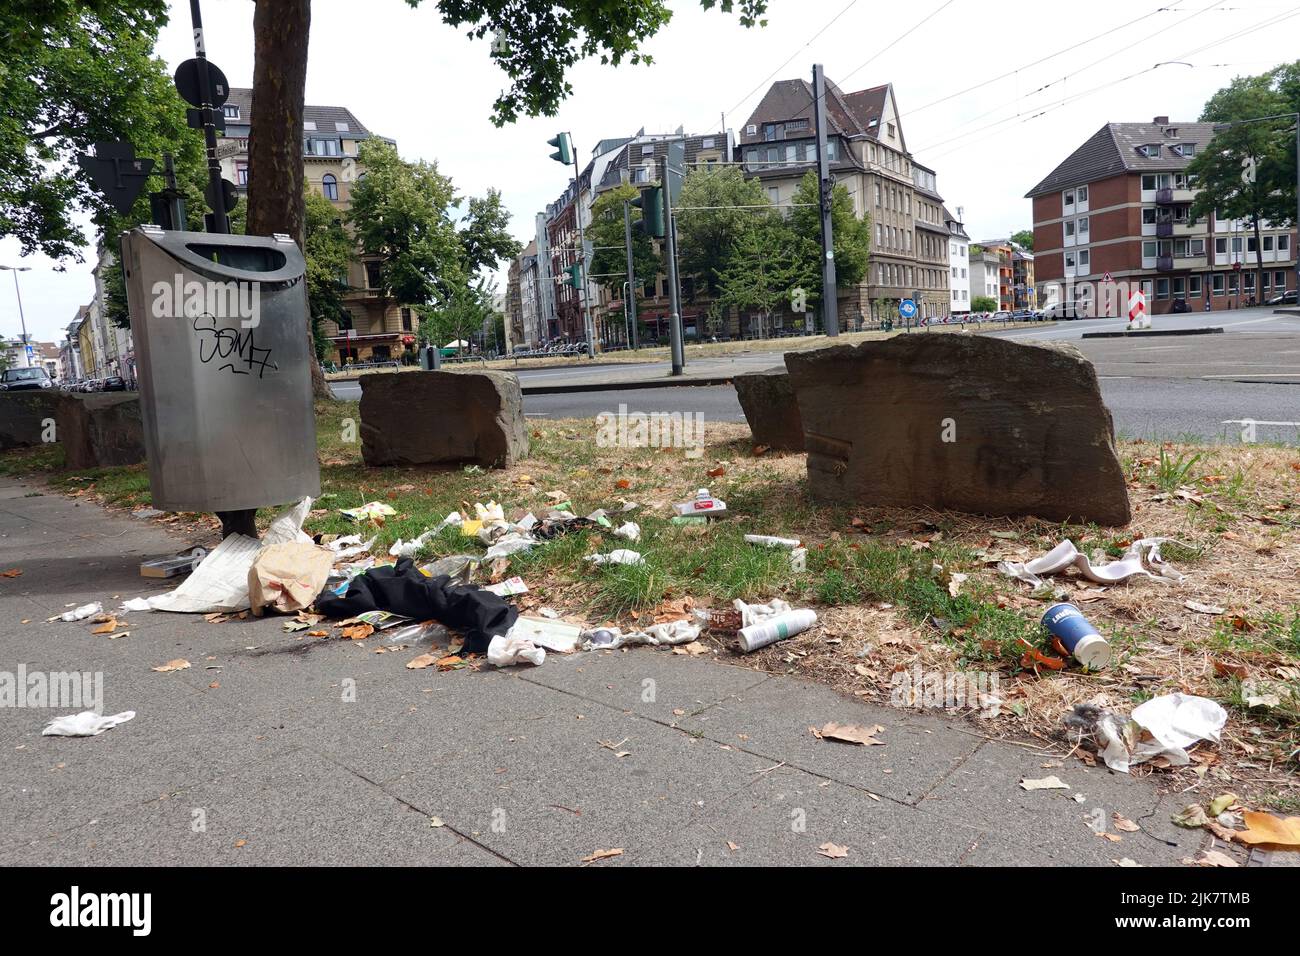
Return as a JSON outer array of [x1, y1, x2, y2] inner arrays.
[[1127, 287, 1150, 331]]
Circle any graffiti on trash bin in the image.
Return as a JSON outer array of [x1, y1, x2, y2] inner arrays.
[[193, 314, 278, 378]]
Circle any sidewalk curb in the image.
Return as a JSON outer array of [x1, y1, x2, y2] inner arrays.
[[523, 376, 735, 395], [1081, 327, 1224, 339]]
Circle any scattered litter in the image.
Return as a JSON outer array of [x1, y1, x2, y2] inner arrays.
[[326, 535, 375, 560], [483, 576, 528, 597], [42, 710, 136, 737], [386, 621, 448, 645], [673, 488, 727, 518], [484, 533, 537, 560], [60, 602, 103, 622], [487, 634, 546, 667], [151, 659, 191, 673], [248, 541, 335, 616], [670, 515, 707, 526], [1019, 775, 1071, 791], [1042, 602, 1111, 669], [508, 617, 582, 653], [613, 521, 641, 542], [580, 619, 701, 651], [734, 598, 816, 653], [140, 553, 198, 578], [118, 597, 152, 613], [585, 549, 645, 567], [418, 554, 478, 582], [340, 501, 396, 522], [1184, 600, 1226, 615], [744, 534, 801, 549], [998, 538, 1184, 588], [1066, 694, 1227, 773]]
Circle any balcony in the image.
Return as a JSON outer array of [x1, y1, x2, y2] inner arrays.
[[1156, 221, 1174, 237], [1157, 256, 1175, 273], [1155, 188, 1174, 204]]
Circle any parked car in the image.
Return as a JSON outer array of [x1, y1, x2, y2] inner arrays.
[[991, 310, 1013, 322], [101, 376, 129, 391], [0, 367, 54, 391], [1266, 290, 1297, 306], [1040, 301, 1086, 320], [1010, 309, 1037, 322]]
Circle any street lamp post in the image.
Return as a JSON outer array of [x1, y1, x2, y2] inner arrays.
[[1212, 112, 1300, 307], [0, 265, 33, 368]]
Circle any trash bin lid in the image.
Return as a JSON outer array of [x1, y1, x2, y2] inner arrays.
[[131, 226, 305, 286]]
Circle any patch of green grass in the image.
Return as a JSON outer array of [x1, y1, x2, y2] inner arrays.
[[0, 442, 64, 476], [1156, 447, 1202, 492]]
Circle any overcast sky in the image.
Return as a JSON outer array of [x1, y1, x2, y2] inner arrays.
[[4, 0, 1295, 344]]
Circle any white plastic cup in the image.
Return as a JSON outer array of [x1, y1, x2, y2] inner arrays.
[[738, 609, 818, 653]]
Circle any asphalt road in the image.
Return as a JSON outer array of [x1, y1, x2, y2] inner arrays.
[[332, 307, 1300, 444]]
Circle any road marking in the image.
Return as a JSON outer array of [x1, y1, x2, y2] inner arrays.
[[1203, 373, 1300, 378], [1222, 420, 1300, 426], [1219, 315, 1283, 330]]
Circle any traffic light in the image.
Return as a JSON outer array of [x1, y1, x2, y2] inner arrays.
[[566, 263, 581, 289], [630, 185, 664, 238], [548, 132, 572, 165]]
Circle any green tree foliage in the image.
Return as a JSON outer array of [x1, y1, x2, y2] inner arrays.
[[716, 216, 813, 333], [418, 282, 493, 352], [1010, 229, 1034, 250], [789, 170, 871, 302], [674, 165, 771, 295], [971, 295, 998, 312], [460, 189, 521, 276], [420, 1, 768, 125], [1189, 63, 1299, 294], [0, 1, 209, 261], [587, 183, 661, 299], [303, 190, 354, 360]]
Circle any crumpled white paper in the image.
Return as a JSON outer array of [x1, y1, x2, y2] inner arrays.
[[997, 538, 1184, 589], [585, 549, 645, 567], [733, 597, 793, 628], [487, 634, 545, 667], [1086, 693, 1227, 773], [43, 710, 136, 737], [613, 522, 641, 542], [580, 619, 701, 651]]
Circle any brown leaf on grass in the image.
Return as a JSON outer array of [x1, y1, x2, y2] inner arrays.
[[406, 654, 438, 670], [151, 659, 191, 673], [817, 842, 849, 859], [706, 466, 726, 478], [341, 623, 374, 641], [615, 479, 631, 489], [580, 847, 623, 863], [811, 722, 885, 746], [1214, 660, 1248, 680]]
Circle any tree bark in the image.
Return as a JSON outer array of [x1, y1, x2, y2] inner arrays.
[[247, 0, 330, 399]]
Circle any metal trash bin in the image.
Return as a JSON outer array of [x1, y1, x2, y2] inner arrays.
[[119, 225, 321, 512]]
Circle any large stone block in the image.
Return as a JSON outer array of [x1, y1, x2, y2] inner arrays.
[[733, 366, 804, 451], [784, 334, 1131, 526], [0, 391, 60, 449], [360, 370, 529, 468], [55, 393, 146, 469]]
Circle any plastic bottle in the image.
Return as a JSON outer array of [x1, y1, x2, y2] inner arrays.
[[744, 534, 801, 549], [738, 608, 818, 653]]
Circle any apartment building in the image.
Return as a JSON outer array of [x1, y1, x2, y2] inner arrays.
[[946, 207, 971, 314], [1027, 116, 1297, 314], [218, 89, 409, 363], [740, 77, 951, 326], [969, 247, 1000, 307]]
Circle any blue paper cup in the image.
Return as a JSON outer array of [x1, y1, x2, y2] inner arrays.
[[1042, 602, 1111, 669]]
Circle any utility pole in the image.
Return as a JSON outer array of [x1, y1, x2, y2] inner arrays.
[[623, 201, 639, 350], [569, 135, 594, 357], [812, 63, 839, 337], [188, 0, 228, 235], [660, 154, 685, 375]]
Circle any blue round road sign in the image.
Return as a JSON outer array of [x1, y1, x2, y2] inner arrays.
[[899, 298, 917, 319]]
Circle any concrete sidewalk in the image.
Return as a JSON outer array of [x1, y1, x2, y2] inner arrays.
[[0, 478, 1216, 866]]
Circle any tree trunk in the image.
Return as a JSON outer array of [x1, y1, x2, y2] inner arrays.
[[247, 0, 330, 399]]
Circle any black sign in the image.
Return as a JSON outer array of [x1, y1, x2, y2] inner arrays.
[[186, 107, 225, 134], [205, 177, 240, 214], [76, 142, 155, 215], [174, 58, 229, 109]]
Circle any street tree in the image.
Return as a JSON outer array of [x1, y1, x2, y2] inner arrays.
[[303, 190, 355, 361], [971, 295, 998, 312], [587, 183, 661, 305], [788, 169, 871, 307], [0, 1, 208, 261], [716, 216, 812, 336], [1189, 64, 1298, 301], [460, 189, 522, 278], [675, 165, 772, 295], [418, 281, 493, 353], [347, 140, 467, 310], [1010, 229, 1034, 250]]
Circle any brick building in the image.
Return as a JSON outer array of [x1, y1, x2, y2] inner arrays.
[[1027, 117, 1297, 315]]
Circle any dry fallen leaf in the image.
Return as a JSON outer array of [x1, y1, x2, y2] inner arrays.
[[151, 659, 191, 673], [233, 839, 247, 848], [1185, 850, 1238, 867], [1113, 813, 1141, 833], [90, 618, 118, 634], [1234, 811, 1300, 847], [812, 722, 885, 746], [2, 568, 22, 577], [1019, 775, 1071, 791], [1184, 600, 1226, 615], [581, 847, 624, 863], [706, 466, 726, 478], [342, 623, 375, 641], [406, 654, 437, 670], [817, 842, 849, 859]]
